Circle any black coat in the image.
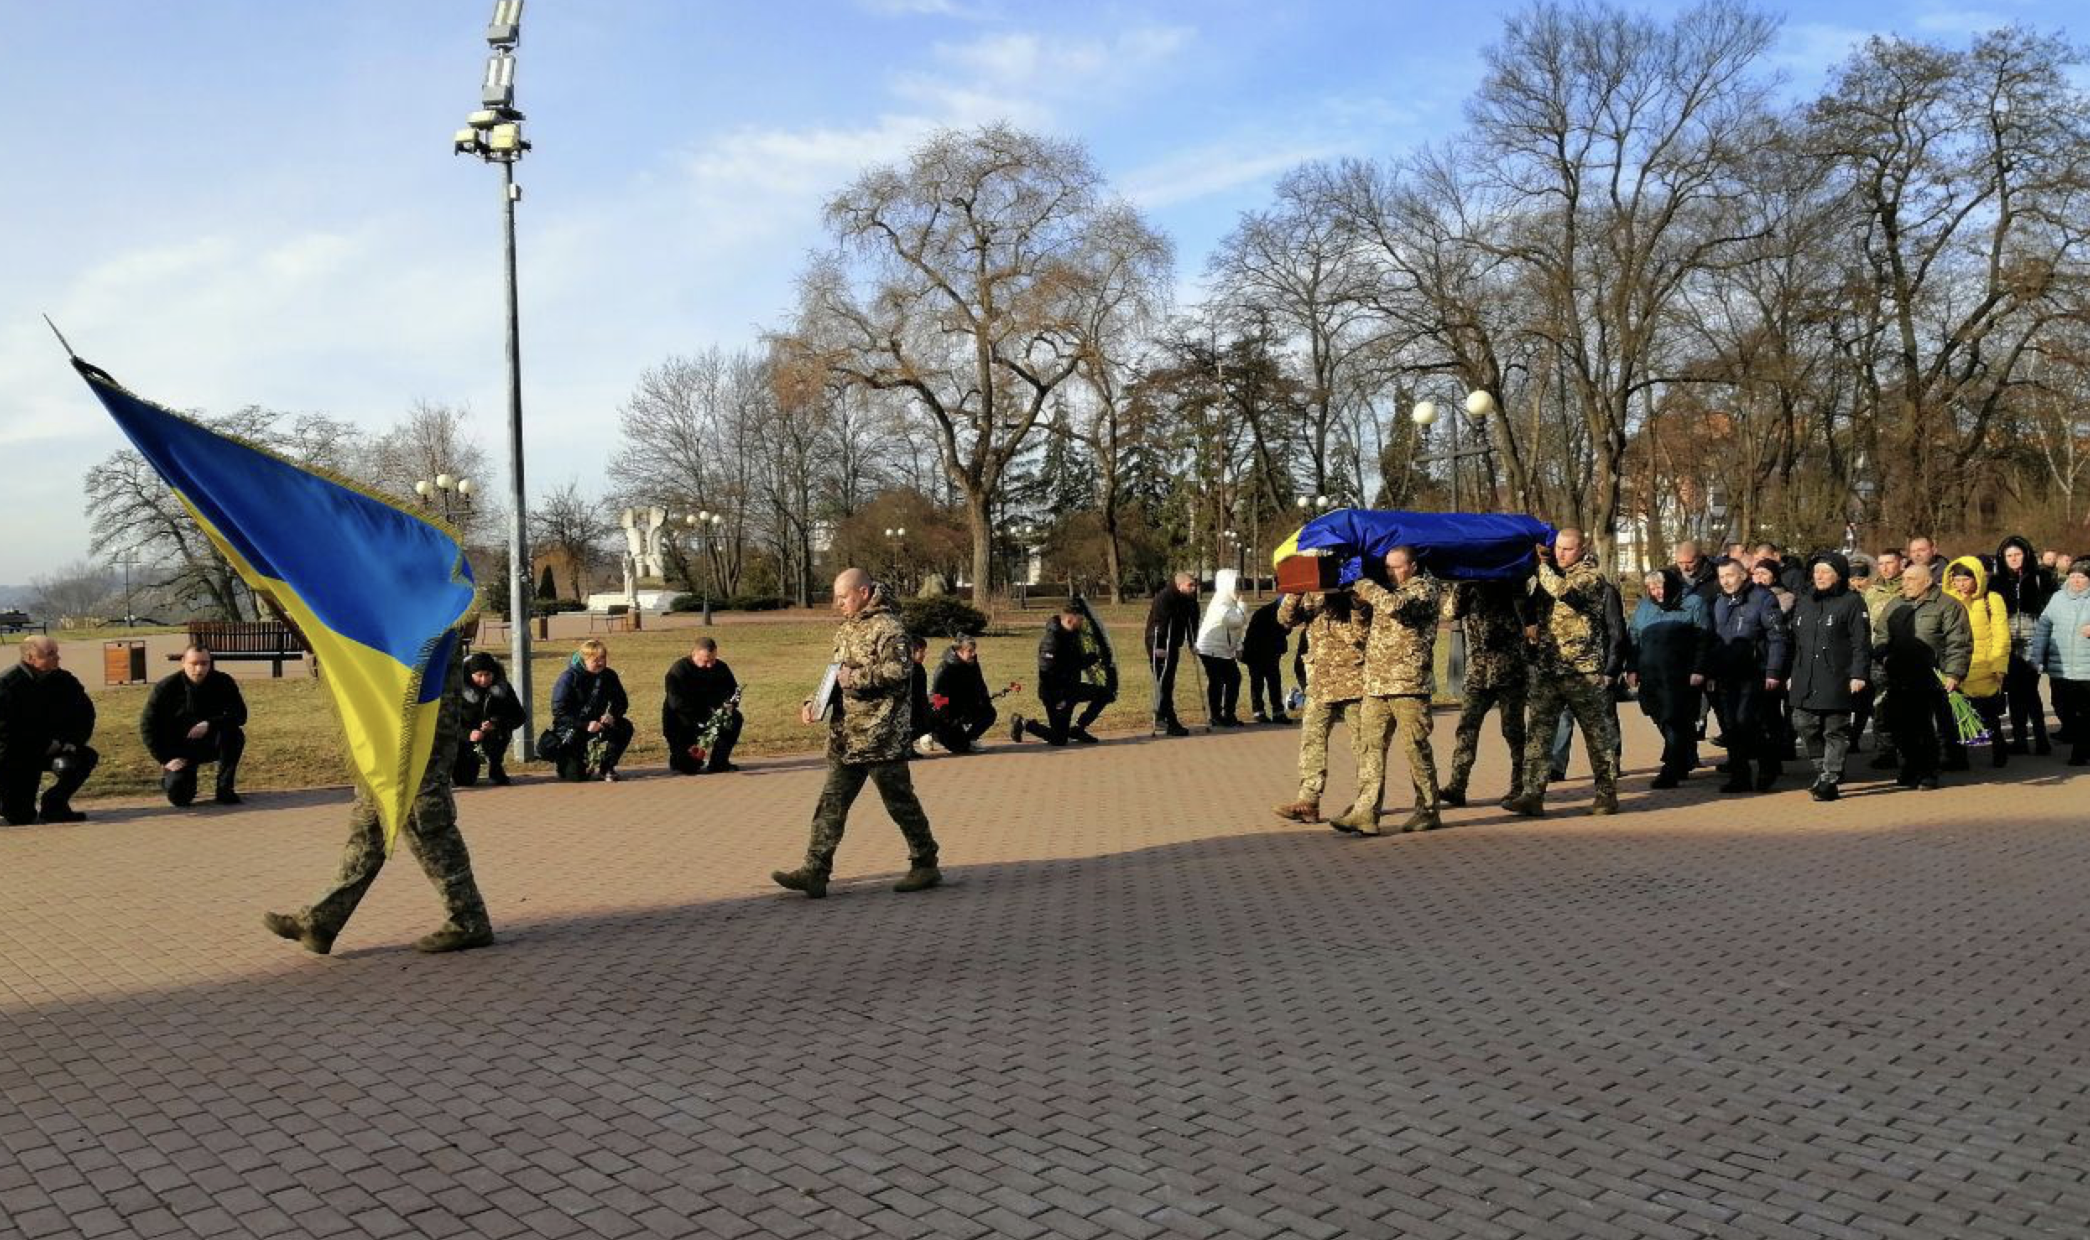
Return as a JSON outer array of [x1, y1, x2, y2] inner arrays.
[[460, 651, 527, 735], [1626, 569, 1710, 725], [662, 657, 738, 741], [1038, 618, 1096, 693], [0, 665, 95, 761], [1144, 586, 1198, 656], [931, 651, 991, 717], [1241, 599, 1289, 665], [1708, 582, 1790, 682], [551, 663, 628, 734], [1992, 536, 2056, 621], [140, 669, 249, 763], [1788, 556, 1872, 713]]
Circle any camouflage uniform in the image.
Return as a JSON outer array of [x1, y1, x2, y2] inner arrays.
[[1445, 580, 1531, 800], [1280, 592, 1372, 802], [1521, 553, 1620, 805], [803, 585, 939, 877], [1350, 574, 1445, 823], [302, 655, 491, 943]]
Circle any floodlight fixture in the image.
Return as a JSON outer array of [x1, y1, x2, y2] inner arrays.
[[486, 0, 523, 48]]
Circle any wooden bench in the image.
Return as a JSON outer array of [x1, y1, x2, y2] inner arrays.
[[588, 604, 635, 633], [0, 610, 45, 637], [174, 620, 309, 678]]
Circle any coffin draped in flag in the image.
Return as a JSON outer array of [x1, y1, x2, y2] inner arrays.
[[1273, 509, 1558, 585], [73, 358, 477, 847]]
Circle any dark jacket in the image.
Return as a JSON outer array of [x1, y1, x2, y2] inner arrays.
[[1626, 568, 1709, 724], [1676, 558, 1721, 608], [1879, 585, 1974, 685], [909, 663, 931, 736], [459, 651, 527, 735], [931, 650, 991, 718], [661, 656, 738, 741], [1777, 559, 1807, 599], [1038, 617, 1097, 693], [1144, 585, 1199, 657], [1788, 552, 1872, 713], [550, 660, 628, 736], [1241, 599, 1289, 665], [140, 668, 248, 763], [1596, 576, 1629, 680], [1992, 535, 2057, 652], [0, 664, 95, 761], [1708, 581, 1789, 683]]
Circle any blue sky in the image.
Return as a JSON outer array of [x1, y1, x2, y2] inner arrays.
[[0, 0, 2077, 583]]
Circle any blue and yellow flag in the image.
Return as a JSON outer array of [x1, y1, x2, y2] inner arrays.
[[74, 358, 478, 847]]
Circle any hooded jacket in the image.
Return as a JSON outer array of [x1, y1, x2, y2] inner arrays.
[[1788, 553, 1872, 713], [931, 648, 991, 717], [1241, 598, 1290, 664], [823, 582, 914, 764], [1945, 555, 2010, 698], [459, 651, 527, 735], [1708, 579, 1789, 684], [1992, 535, 2057, 651], [2031, 574, 2090, 683], [1194, 568, 1246, 660], [1627, 567, 1709, 724], [140, 667, 249, 763], [1144, 582, 1199, 657]]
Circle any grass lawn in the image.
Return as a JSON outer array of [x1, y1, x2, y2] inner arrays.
[[75, 602, 1292, 800]]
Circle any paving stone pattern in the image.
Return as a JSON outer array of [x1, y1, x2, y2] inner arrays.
[[2, 714, 2087, 1239]]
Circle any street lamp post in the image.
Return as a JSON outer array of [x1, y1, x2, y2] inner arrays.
[[453, 0, 533, 761], [681, 510, 725, 625], [414, 473, 475, 525], [883, 527, 908, 594], [1410, 389, 1496, 513]]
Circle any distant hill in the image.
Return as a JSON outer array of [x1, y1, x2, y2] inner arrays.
[[0, 585, 33, 610]]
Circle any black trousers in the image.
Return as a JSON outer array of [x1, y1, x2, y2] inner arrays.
[[555, 717, 634, 781], [1851, 684, 1877, 752], [931, 704, 997, 753], [0, 744, 99, 825], [1888, 679, 1943, 781], [2057, 677, 2090, 762], [162, 726, 246, 805], [1026, 683, 1109, 744], [1245, 657, 1285, 716], [1200, 654, 1241, 723], [1712, 681, 1774, 782], [452, 725, 513, 786], [2004, 656, 2049, 747], [1151, 645, 1185, 724], [666, 712, 742, 773]]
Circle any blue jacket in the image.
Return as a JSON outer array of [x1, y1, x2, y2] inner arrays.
[[2030, 584, 2090, 681], [1707, 582, 1789, 683]]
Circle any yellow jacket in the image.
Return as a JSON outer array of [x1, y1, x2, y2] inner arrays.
[[1948, 555, 2010, 698]]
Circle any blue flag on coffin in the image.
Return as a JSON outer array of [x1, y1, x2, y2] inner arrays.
[[1285, 509, 1558, 585], [72, 358, 477, 849]]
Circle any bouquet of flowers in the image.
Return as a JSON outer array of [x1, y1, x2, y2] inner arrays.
[[1938, 671, 1990, 746], [688, 686, 745, 769], [584, 731, 612, 777]]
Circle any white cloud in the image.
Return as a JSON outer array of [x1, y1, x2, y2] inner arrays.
[[1121, 140, 1346, 210]]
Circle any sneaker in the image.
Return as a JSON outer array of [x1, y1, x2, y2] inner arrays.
[[601, 769, 620, 783], [1010, 715, 1027, 743], [1272, 800, 1321, 823], [262, 911, 334, 955], [1068, 727, 1100, 745], [892, 867, 942, 893], [771, 868, 828, 899], [413, 925, 495, 954]]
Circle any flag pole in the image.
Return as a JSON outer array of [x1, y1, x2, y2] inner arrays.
[[42, 315, 78, 359]]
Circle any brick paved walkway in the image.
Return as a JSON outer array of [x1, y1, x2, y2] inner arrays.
[[2, 713, 2087, 1239]]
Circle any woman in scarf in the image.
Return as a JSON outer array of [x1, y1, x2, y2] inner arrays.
[[1625, 567, 1710, 789], [548, 639, 633, 782], [1991, 535, 2056, 754], [1946, 556, 2012, 768]]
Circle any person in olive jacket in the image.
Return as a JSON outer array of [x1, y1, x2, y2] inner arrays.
[[1788, 553, 1872, 801], [141, 645, 249, 806], [1877, 561, 1972, 789], [1707, 559, 1790, 793]]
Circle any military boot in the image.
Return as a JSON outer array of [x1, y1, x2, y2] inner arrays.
[[1397, 808, 1442, 833], [1588, 788, 1619, 816], [772, 868, 828, 899], [414, 923, 495, 953], [1438, 784, 1467, 808], [1502, 794, 1547, 818], [1327, 805, 1381, 835], [893, 866, 942, 893], [1272, 799, 1321, 823], [262, 910, 335, 955]]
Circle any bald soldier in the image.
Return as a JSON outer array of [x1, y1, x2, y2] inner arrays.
[[1507, 527, 1621, 817], [773, 569, 943, 899], [0, 636, 98, 825], [1347, 546, 1447, 833]]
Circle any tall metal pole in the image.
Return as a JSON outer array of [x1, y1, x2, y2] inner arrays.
[[1449, 399, 1462, 514], [502, 157, 533, 761]]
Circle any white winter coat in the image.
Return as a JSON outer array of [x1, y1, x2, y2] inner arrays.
[[1195, 568, 1247, 660]]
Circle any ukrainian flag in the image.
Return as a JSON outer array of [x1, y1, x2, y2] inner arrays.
[[73, 358, 478, 848]]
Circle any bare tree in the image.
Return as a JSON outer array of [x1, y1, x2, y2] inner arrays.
[[29, 560, 117, 624], [529, 480, 612, 600], [784, 123, 1159, 602], [362, 401, 493, 541]]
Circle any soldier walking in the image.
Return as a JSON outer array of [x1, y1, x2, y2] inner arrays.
[[1346, 547, 1446, 834], [1439, 577, 1532, 810], [773, 569, 943, 899], [1507, 528, 1621, 817], [1270, 589, 1372, 826], [262, 650, 494, 954]]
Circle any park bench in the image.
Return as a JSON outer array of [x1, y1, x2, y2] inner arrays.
[[174, 620, 310, 678], [0, 610, 45, 636], [589, 603, 635, 633]]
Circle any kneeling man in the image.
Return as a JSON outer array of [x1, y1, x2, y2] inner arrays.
[[142, 645, 247, 807]]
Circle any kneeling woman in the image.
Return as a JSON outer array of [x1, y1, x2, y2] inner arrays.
[[548, 639, 633, 782]]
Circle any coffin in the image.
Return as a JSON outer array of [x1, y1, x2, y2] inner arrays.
[[1275, 554, 1345, 594]]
